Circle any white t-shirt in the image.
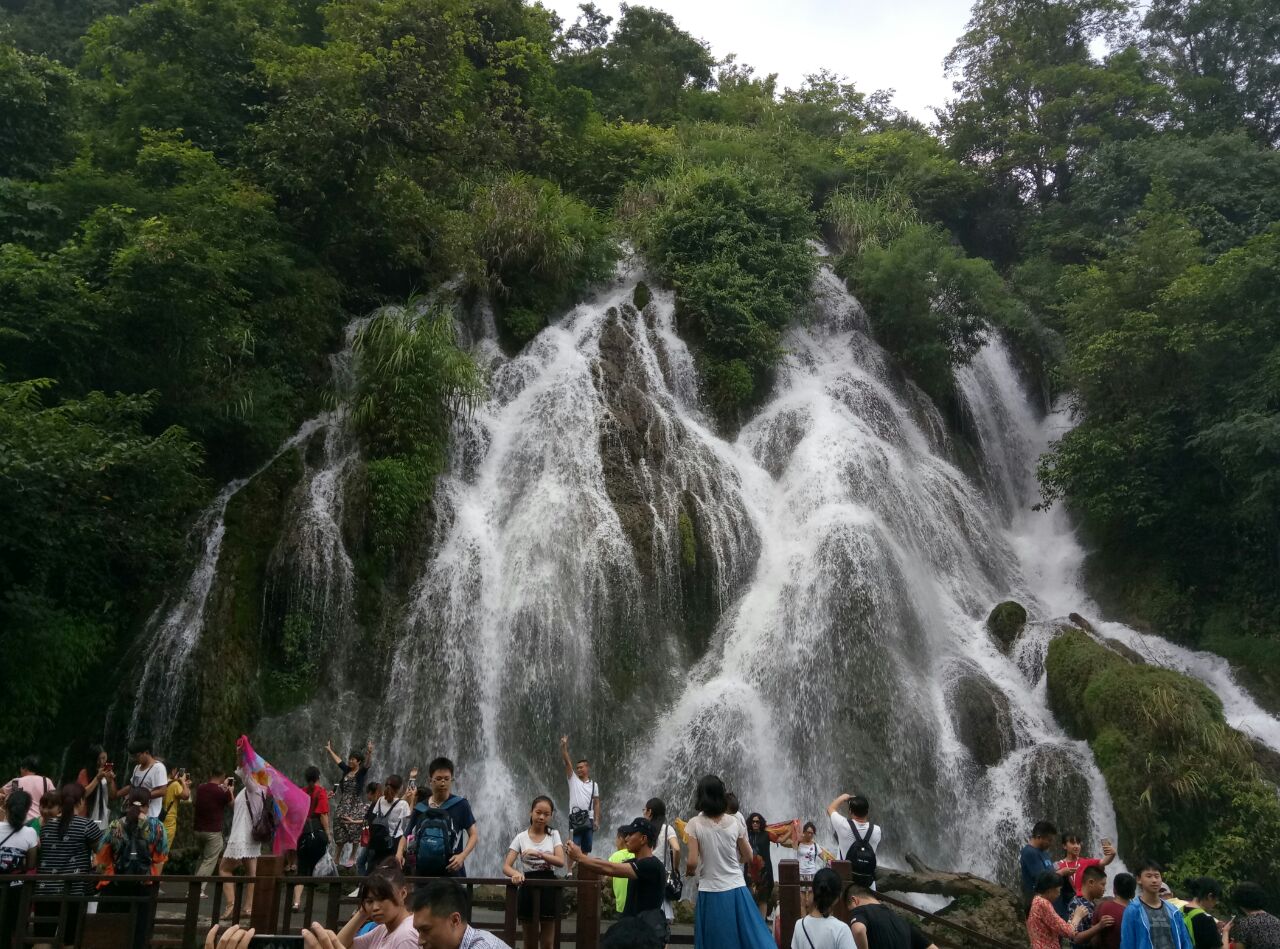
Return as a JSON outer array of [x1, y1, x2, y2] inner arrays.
[[508, 829, 562, 872], [372, 798, 411, 839], [797, 841, 823, 877], [685, 813, 748, 893], [829, 813, 881, 860], [131, 762, 168, 819], [792, 915, 856, 949], [567, 775, 599, 816], [0, 821, 39, 881]]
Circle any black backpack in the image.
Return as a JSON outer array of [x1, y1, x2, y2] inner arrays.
[[367, 801, 396, 857], [116, 827, 152, 876], [844, 818, 877, 881]]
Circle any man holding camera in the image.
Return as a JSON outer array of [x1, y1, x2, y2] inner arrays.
[[194, 769, 235, 886]]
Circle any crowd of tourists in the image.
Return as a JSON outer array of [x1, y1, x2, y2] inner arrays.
[[2, 738, 1277, 949]]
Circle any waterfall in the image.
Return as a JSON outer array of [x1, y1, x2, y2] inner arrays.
[[125, 251, 1280, 883]]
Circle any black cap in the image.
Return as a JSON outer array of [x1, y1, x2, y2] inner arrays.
[[620, 817, 654, 842]]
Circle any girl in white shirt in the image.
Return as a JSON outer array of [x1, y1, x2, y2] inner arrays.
[[502, 795, 565, 949], [797, 821, 823, 880], [684, 775, 775, 949], [792, 868, 855, 949]]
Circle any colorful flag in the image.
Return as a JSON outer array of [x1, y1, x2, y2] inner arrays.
[[236, 735, 309, 855]]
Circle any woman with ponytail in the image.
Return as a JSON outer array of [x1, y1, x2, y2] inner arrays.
[[0, 789, 38, 947], [35, 782, 102, 945], [791, 868, 854, 949]]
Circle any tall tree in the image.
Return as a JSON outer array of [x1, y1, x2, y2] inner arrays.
[[1143, 0, 1280, 145], [940, 0, 1163, 204]]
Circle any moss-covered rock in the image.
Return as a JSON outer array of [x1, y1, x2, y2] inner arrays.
[[1046, 629, 1280, 896], [985, 600, 1027, 651], [945, 666, 1017, 768], [633, 281, 652, 311]]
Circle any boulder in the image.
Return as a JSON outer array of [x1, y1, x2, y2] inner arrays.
[[986, 601, 1028, 652], [946, 667, 1017, 768], [878, 854, 1026, 948]]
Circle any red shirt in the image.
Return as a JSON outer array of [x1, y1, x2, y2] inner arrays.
[[1057, 856, 1103, 893], [306, 786, 329, 817], [193, 782, 232, 833], [1095, 899, 1127, 949]]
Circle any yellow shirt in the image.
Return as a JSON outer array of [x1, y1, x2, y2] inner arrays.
[[608, 848, 633, 912], [162, 782, 184, 847]]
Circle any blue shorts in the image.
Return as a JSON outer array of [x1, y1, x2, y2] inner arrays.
[[572, 825, 594, 854]]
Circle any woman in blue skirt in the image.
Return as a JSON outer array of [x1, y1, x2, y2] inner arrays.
[[684, 775, 776, 948]]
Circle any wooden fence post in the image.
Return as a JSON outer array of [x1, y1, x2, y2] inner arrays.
[[831, 860, 852, 924], [250, 855, 284, 933], [779, 860, 802, 949], [577, 863, 601, 949]]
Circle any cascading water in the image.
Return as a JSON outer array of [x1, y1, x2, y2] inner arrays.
[[126, 249, 1280, 884]]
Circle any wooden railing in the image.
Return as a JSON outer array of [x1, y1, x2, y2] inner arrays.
[[1, 856, 1021, 949]]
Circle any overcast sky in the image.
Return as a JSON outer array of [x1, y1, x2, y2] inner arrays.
[[545, 0, 977, 124]]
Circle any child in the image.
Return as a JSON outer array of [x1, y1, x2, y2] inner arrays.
[[607, 826, 633, 913], [503, 795, 566, 949], [1068, 865, 1108, 931], [355, 782, 381, 877]]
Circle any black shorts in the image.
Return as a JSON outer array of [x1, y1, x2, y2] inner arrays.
[[518, 870, 560, 921], [297, 831, 329, 876]]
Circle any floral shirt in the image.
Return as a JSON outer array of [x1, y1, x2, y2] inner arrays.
[[1069, 895, 1097, 932], [94, 816, 169, 887], [1028, 894, 1076, 949]]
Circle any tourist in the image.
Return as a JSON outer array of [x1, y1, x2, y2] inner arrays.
[[746, 812, 775, 911], [1056, 832, 1117, 918], [0, 790, 38, 948], [644, 797, 681, 925], [356, 782, 381, 876], [1096, 873, 1136, 949], [412, 877, 514, 948], [3, 756, 53, 823], [160, 766, 192, 854], [1229, 883, 1280, 949], [847, 875, 937, 949], [1067, 865, 1108, 932], [1119, 861, 1193, 949], [326, 740, 374, 869], [34, 783, 103, 946], [608, 826, 634, 912], [1025, 871, 1113, 949], [193, 770, 234, 888], [368, 775, 411, 867], [726, 792, 746, 835], [791, 868, 854, 949], [411, 757, 477, 878], [219, 768, 268, 918], [76, 745, 115, 833], [38, 788, 60, 833], [560, 736, 600, 856], [826, 793, 880, 885], [1019, 821, 1058, 907], [796, 821, 823, 881], [1182, 877, 1228, 949], [95, 785, 169, 949], [293, 766, 332, 911], [684, 775, 774, 949], [301, 865, 419, 948], [502, 795, 565, 949], [569, 818, 666, 943], [116, 740, 168, 819]]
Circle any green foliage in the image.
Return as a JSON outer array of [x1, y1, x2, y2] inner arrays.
[[628, 165, 815, 419], [555, 118, 677, 209], [0, 41, 76, 178], [352, 303, 483, 562], [1047, 631, 1280, 894], [0, 379, 204, 766], [471, 173, 616, 345], [845, 223, 1020, 402], [823, 188, 919, 258]]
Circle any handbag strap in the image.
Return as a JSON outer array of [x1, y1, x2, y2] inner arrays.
[[801, 919, 817, 949]]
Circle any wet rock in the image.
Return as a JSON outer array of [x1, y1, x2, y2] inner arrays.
[[1019, 744, 1095, 841], [633, 281, 652, 311], [1103, 637, 1146, 665], [1068, 612, 1095, 633], [986, 601, 1027, 651], [946, 667, 1017, 768]]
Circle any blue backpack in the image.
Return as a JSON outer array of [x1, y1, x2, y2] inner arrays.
[[413, 796, 460, 876]]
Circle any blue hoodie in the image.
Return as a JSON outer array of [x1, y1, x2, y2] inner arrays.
[[1121, 899, 1194, 949]]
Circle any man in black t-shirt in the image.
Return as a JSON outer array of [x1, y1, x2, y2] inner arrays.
[[569, 817, 667, 942], [848, 879, 938, 949]]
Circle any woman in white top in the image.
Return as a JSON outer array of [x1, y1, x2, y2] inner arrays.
[[644, 797, 681, 922], [792, 868, 855, 949], [219, 772, 267, 919], [796, 821, 823, 880], [0, 790, 39, 948], [684, 775, 774, 949], [503, 795, 565, 949]]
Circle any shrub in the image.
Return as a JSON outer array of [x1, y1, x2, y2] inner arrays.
[[471, 173, 616, 346], [823, 187, 919, 258]]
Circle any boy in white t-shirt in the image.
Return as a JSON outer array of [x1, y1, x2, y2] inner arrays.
[[559, 736, 600, 855]]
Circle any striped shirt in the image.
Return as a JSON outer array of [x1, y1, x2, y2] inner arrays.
[[38, 816, 103, 895]]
